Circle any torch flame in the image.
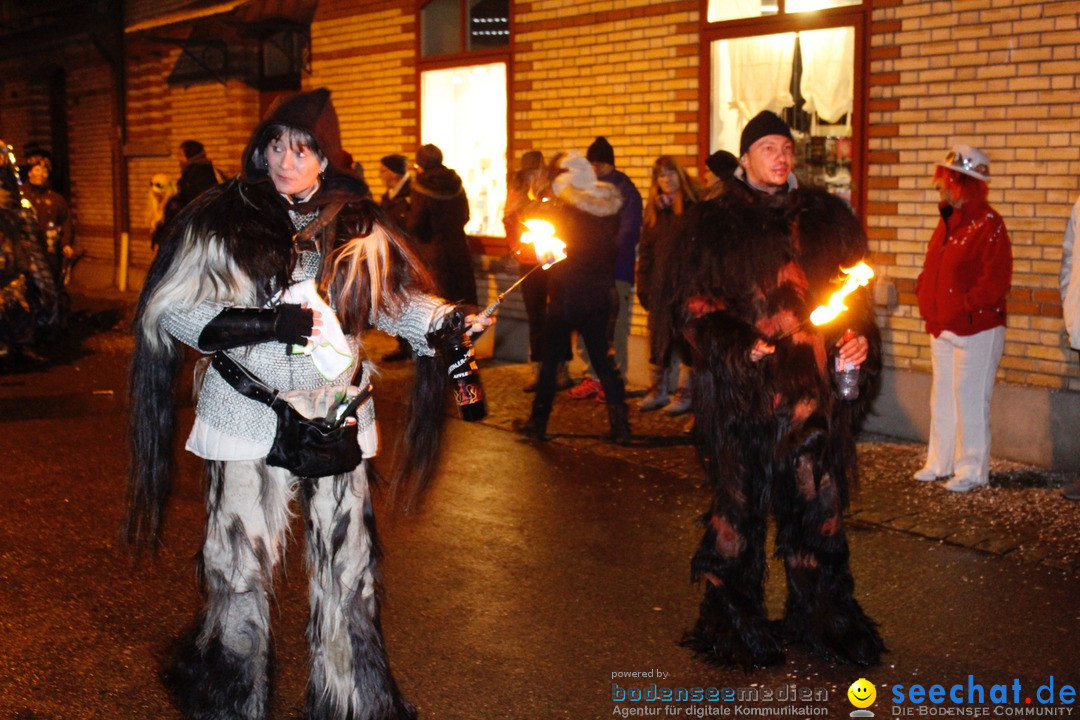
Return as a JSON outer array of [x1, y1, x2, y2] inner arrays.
[[808, 262, 875, 327], [520, 219, 567, 269]]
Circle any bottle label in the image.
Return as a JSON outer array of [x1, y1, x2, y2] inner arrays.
[[453, 381, 484, 406]]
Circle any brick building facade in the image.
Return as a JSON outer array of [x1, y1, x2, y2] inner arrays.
[[1, 0, 1078, 467]]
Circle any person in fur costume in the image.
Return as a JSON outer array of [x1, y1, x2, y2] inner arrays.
[[127, 88, 488, 720], [514, 150, 630, 443], [674, 111, 884, 669], [0, 141, 57, 363]]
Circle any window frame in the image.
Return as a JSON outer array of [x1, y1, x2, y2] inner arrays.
[[697, 1, 870, 219], [418, 0, 510, 61], [416, 0, 514, 248]]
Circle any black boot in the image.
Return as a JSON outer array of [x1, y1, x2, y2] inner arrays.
[[514, 407, 549, 441], [606, 403, 631, 445]]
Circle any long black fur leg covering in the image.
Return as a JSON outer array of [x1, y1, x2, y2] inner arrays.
[[681, 508, 785, 670], [773, 427, 884, 666], [162, 605, 274, 720]]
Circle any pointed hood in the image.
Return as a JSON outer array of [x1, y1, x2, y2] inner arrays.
[[240, 87, 367, 199]]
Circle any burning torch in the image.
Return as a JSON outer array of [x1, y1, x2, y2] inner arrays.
[[774, 262, 875, 341], [774, 262, 874, 400], [479, 218, 568, 320]]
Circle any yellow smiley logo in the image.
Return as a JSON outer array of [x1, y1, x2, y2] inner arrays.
[[848, 678, 876, 708]]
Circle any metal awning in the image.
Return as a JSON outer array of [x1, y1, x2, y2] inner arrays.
[[125, 0, 317, 35], [126, 0, 317, 88], [125, 1, 249, 34]]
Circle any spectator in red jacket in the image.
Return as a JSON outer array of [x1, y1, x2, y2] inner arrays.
[[915, 145, 1012, 493]]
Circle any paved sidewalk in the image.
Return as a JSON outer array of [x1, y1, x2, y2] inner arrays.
[[367, 332, 1080, 575]]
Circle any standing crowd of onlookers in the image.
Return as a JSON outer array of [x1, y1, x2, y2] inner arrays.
[[4, 112, 1079, 501]]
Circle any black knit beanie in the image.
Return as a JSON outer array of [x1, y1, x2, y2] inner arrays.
[[586, 136, 615, 165], [706, 150, 739, 178], [739, 111, 793, 155], [381, 154, 408, 176], [520, 150, 544, 172], [180, 140, 205, 160]]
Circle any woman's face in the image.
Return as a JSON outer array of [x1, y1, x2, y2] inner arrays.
[[934, 172, 963, 208], [266, 130, 327, 197], [656, 167, 681, 195]]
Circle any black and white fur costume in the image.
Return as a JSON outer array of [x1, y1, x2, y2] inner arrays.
[[674, 169, 885, 669], [128, 89, 455, 719]]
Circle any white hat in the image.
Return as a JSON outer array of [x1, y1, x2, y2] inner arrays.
[[553, 149, 597, 196], [937, 144, 990, 181]]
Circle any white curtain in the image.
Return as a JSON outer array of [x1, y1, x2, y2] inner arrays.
[[799, 27, 855, 124], [728, 32, 796, 123]]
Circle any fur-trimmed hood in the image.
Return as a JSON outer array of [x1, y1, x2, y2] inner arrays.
[[555, 181, 623, 218], [412, 166, 465, 201]]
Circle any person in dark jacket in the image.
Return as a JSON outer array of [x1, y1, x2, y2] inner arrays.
[[153, 140, 220, 248], [504, 149, 573, 391], [378, 153, 411, 230], [636, 155, 700, 414], [22, 147, 73, 283], [1, 141, 57, 364], [515, 150, 629, 443], [568, 136, 643, 400], [406, 143, 477, 305]]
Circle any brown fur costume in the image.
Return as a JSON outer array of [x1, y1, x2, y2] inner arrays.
[[673, 176, 884, 669]]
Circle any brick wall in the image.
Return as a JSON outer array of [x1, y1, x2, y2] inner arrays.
[[10, 1, 1077, 395], [514, 0, 699, 194], [66, 50, 116, 270], [868, 0, 1080, 391], [312, 0, 418, 187]]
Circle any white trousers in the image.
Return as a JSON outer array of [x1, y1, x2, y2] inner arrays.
[[924, 326, 1005, 483]]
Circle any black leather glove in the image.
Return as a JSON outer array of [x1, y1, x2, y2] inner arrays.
[[272, 304, 315, 345], [425, 303, 481, 352], [198, 304, 313, 351]]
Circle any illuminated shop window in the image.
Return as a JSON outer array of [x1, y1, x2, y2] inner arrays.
[[420, 62, 507, 237], [707, 0, 859, 23], [710, 27, 855, 202], [422, 0, 509, 57]]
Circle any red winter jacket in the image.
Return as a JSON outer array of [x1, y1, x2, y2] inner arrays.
[[917, 200, 1012, 337]]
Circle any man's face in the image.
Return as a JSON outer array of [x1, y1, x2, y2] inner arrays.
[[27, 162, 49, 187], [590, 161, 614, 179], [378, 165, 401, 191], [741, 134, 794, 190]]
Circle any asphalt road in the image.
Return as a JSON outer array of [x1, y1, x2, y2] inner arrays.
[[0, 303, 1077, 720]]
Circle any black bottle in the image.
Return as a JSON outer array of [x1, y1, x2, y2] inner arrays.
[[447, 331, 487, 422]]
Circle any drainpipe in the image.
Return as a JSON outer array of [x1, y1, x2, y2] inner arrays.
[[97, 0, 129, 291]]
